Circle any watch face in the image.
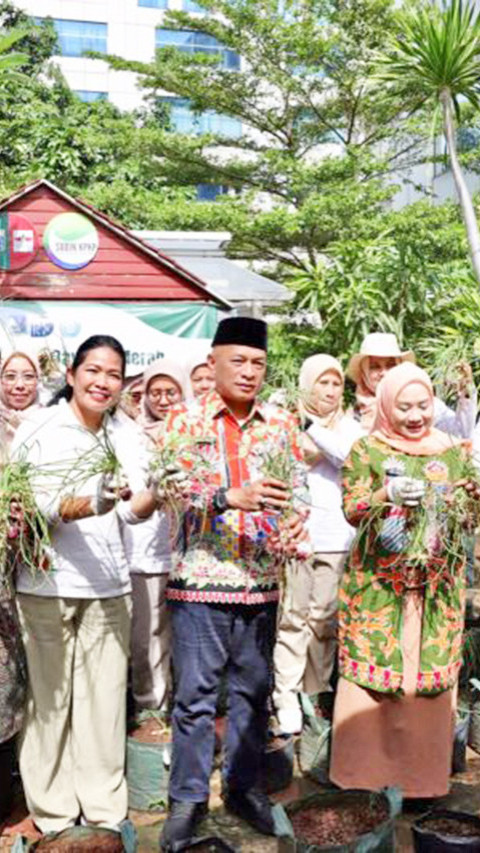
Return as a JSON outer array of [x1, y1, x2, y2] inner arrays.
[[218, 489, 228, 512]]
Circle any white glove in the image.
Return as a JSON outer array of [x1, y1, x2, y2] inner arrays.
[[91, 472, 128, 516], [147, 464, 189, 501], [386, 476, 425, 507]]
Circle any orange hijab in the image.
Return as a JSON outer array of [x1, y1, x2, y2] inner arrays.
[[371, 362, 461, 456]]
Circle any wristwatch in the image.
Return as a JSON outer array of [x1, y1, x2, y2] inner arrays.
[[212, 487, 229, 514]]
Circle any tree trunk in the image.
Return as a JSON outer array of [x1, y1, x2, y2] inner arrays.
[[441, 87, 480, 285]]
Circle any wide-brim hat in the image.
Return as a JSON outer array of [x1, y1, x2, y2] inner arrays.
[[347, 332, 415, 384]]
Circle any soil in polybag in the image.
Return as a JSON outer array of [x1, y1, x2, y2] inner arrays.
[[290, 798, 389, 847]]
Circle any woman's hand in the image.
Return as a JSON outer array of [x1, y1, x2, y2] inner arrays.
[[386, 476, 425, 506]]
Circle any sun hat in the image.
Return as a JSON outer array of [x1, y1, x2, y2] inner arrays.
[[346, 333, 415, 385]]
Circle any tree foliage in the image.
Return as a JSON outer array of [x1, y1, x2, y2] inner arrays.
[[376, 0, 480, 284], [99, 0, 436, 269]]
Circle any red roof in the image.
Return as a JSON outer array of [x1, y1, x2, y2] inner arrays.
[[0, 179, 230, 306]]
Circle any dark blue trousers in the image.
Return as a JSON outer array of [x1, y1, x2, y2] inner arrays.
[[168, 600, 277, 802]]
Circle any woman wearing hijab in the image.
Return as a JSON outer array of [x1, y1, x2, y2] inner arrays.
[[347, 332, 476, 437], [0, 351, 41, 448], [120, 375, 143, 421], [0, 351, 41, 823], [272, 354, 363, 735], [186, 348, 214, 399], [330, 362, 479, 797], [125, 358, 187, 717]]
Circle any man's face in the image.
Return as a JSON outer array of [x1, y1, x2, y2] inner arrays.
[[209, 345, 267, 405]]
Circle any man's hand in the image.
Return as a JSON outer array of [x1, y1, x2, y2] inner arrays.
[[453, 478, 480, 502], [271, 510, 310, 558], [226, 477, 290, 512]]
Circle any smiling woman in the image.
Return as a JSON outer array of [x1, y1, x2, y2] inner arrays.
[[10, 335, 158, 838], [329, 362, 479, 798], [0, 352, 41, 449]]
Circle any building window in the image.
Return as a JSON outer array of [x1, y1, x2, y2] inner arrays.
[[156, 29, 240, 69], [196, 184, 229, 200], [138, 0, 168, 7], [183, 0, 206, 11], [162, 97, 241, 138], [50, 19, 107, 57], [75, 90, 108, 102]]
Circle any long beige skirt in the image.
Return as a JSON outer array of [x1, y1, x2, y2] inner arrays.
[[330, 590, 456, 798]]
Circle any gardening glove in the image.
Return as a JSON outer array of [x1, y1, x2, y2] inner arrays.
[[147, 464, 189, 502], [386, 476, 425, 507], [91, 472, 120, 516]]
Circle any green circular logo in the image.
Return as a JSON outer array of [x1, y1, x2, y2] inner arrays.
[[43, 213, 99, 270]]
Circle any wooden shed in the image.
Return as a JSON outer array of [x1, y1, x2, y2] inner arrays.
[[0, 178, 229, 306], [0, 180, 229, 370]]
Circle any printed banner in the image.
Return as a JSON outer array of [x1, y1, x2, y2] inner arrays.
[[0, 213, 39, 271], [0, 301, 221, 376]]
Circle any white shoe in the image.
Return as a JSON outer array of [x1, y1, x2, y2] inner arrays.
[[277, 706, 303, 735]]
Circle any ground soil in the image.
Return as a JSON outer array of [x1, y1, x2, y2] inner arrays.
[[127, 718, 172, 745], [290, 799, 389, 847], [33, 829, 124, 851]]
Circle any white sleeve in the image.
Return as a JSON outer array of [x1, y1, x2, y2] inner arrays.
[[110, 418, 152, 494], [115, 499, 148, 525], [306, 419, 365, 469], [434, 391, 477, 439], [472, 420, 480, 472]]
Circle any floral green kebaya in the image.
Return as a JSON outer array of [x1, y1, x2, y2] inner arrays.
[[340, 435, 471, 695]]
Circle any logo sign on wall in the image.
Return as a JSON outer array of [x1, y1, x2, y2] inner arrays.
[[0, 212, 39, 270], [43, 212, 99, 270]]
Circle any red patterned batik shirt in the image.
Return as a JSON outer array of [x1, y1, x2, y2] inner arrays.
[[161, 390, 308, 605]]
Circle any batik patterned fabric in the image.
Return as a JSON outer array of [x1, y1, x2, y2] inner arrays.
[[162, 390, 308, 605], [340, 435, 470, 696], [0, 576, 26, 742]]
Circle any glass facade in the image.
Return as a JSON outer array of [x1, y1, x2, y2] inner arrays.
[[162, 97, 241, 138], [75, 90, 108, 102], [183, 0, 206, 11], [196, 184, 228, 200], [50, 19, 107, 57], [156, 29, 240, 69], [138, 0, 168, 7]]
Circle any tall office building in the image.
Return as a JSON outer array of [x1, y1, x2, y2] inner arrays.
[[17, 0, 242, 133]]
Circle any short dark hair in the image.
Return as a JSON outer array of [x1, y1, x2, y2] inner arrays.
[[47, 335, 126, 406]]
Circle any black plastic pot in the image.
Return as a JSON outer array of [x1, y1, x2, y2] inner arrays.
[[412, 810, 480, 852], [0, 736, 15, 821]]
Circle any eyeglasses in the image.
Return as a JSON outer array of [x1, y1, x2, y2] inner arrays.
[[148, 388, 181, 402], [2, 372, 37, 386]]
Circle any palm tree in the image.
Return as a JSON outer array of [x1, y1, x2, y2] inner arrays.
[[378, 0, 480, 284]]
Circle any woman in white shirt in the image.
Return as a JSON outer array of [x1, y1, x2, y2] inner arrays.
[[125, 358, 188, 718], [11, 335, 157, 837], [273, 354, 363, 735]]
